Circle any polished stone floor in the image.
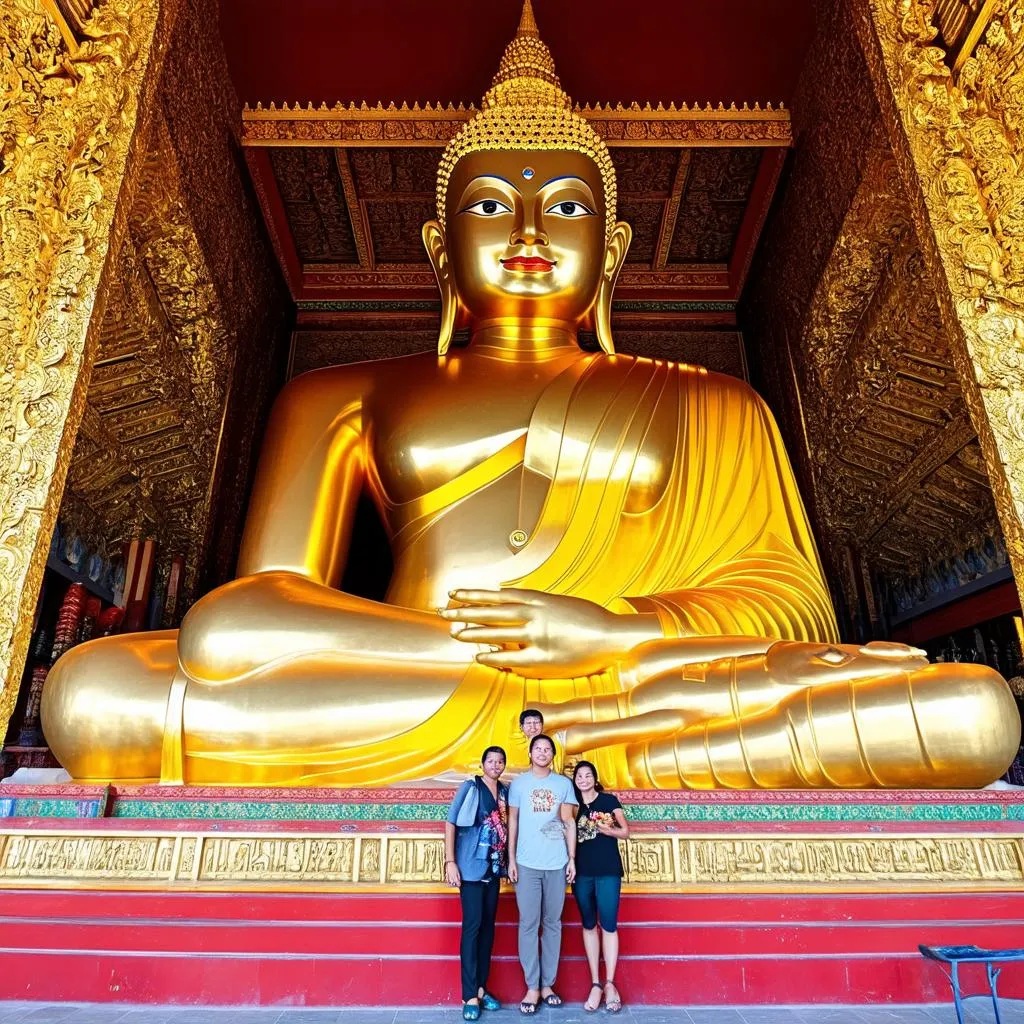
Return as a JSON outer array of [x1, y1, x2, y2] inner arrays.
[[0, 1003, 1022, 1024]]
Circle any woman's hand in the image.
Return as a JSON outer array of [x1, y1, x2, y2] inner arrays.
[[508, 858, 519, 884], [565, 856, 576, 883], [445, 861, 461, 888], [442, 588, 661, 678]]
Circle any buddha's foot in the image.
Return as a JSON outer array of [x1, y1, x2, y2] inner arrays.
[[624, 663, 1019, 789]]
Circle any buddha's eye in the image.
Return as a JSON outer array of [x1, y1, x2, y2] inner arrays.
[[460, 198, 513, 217], [545, 200, 594, 218]]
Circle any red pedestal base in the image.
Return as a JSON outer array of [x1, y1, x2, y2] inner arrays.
[[1, 888, 1022, 1006]]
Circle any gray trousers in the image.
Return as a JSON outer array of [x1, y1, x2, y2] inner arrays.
[[515, 864, 567, 989]]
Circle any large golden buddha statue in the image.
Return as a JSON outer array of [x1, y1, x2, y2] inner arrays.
[[42, 3, 1019, 790]]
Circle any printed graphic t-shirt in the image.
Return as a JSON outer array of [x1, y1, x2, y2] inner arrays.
[[509, 770, 578, 871]]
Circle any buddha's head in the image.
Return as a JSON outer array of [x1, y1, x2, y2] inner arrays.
[[423, 0, 631, 354]]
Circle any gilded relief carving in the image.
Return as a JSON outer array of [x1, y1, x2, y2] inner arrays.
[[1, 830, 1021, 891], [856, 0, 1024, 602], [52, 0, 291, 607], [241, 101, 792, 148], [743, 0, 1007, 619], [0, 0, 168, 739]]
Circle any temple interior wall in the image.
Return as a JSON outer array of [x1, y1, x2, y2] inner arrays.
[[742, 0, 1007, 642], [53, 0, 292, 618]]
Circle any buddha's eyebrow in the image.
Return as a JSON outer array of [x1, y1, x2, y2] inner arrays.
[[540, 175, 596, 197], [461, 174, 521, 194]]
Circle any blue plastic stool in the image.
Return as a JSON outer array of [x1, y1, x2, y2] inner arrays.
[[920, 944, 1024, 1023]]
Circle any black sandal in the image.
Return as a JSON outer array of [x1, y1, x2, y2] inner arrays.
[[542, 990, 563, 1006], [519, 997, 540, 1015], [604, 979, 623, 1014], [584, 981, 603, 1013]]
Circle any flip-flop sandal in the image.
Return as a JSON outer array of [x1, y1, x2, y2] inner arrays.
[[584, 981, 603, 1012], [543, 991, 563, 1006], [463, 1004, 482, 1021], [481, 992, 501, 1011], [604, 981, 623, 1014], [519, 997, 540, 1015]]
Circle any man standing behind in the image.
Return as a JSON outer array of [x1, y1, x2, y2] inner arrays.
[[508, 733, 578, 1015], [518, 708, 566, 775]]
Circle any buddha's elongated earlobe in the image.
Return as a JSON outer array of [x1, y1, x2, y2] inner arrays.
[[595, 222, 631, 356], [423, 220, 459, 355]]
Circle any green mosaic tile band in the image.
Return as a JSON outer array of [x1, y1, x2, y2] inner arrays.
[[0, 797, 105, 820], [106, 799, 1024, 823]]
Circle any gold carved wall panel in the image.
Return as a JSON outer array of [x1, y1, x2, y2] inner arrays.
[[54, 0, 292, 612], [855, 0, 1024, 605], [743, 0, 1007, 631], [1, 829, 1021, 892], [0, 0, 175, 739]]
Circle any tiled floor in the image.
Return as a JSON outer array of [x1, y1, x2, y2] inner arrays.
[[0, 1003, 1021, 1024]]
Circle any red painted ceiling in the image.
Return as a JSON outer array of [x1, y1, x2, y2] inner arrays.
[[218, 1, 816, 109]]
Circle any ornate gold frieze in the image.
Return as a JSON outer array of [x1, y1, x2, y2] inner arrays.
[[855, 0, 1024, 604], [1, 829, 1021, 891], [0, 0, 173, 740], [241, 101, 792, 148]]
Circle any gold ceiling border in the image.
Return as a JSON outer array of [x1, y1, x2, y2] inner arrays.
[[1, 828, 1021, 892], [241, 100, 792, 148], [0, 0, 176, 742], [855, 0, 1024, 607]]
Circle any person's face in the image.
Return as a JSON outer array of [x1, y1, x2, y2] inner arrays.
[[530, 739, 555, 768], [574, 765, 596, 791], [444, 149, 608, 324], [521, 715, 543, 739], [482, 751, 506, 779]]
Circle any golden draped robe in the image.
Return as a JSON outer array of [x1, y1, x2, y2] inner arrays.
[[203, 354, 835, 787]]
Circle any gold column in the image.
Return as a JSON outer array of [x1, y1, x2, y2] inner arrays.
[[0, 0, 174, 739], [854, 0, 1024, 602]]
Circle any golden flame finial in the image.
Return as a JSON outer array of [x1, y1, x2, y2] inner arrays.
[[436, 0, 617, 234], [485, 0, 564, 106], [518, 0, 540, 39]]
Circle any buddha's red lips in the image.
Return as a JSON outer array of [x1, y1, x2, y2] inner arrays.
[[501, 256, 556, 272]]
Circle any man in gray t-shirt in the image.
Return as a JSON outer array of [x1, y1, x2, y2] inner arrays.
[[508, 734, 577, 1012]]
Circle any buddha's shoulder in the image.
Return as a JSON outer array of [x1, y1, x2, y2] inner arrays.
[[597, 353, 763, 403], [277, 351, 439, 402]]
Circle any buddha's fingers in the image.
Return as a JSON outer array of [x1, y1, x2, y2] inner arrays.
[[440, 605, 529, 625], [565, 708, 690, 755], [456, 625, 530, 644], [449, 588, 535, 606]]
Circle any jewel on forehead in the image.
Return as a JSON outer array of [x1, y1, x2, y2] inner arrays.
[[522, 167, 535, 180]]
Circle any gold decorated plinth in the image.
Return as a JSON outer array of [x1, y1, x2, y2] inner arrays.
[[2, 786, 1024, 893]]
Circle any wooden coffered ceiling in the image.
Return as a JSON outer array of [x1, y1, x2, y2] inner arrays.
[[244, 139, 785, 306], [224, 1, 807, 310]]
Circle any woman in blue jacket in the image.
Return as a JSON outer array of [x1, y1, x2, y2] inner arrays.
[[444, 745, 510, 1021]]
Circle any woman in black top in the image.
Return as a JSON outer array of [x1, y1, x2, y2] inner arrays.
[[444, 746, 510, 1021], [572, 760, 629, 1013]]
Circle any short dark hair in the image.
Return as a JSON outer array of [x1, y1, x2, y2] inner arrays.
[[529, 733, 556, 756], [481, 745, 507, 765], [519, 708, 544, 727]]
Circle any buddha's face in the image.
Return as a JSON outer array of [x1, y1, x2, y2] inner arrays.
[[443, 149, 610, 323]]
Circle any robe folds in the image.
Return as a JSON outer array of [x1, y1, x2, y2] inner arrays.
[[190, 355, 839, 787]]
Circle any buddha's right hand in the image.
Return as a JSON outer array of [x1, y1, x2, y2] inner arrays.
[[442, 588, 663, 678]]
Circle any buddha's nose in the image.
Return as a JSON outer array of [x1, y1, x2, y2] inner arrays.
[[511, 204, 549, 247]]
